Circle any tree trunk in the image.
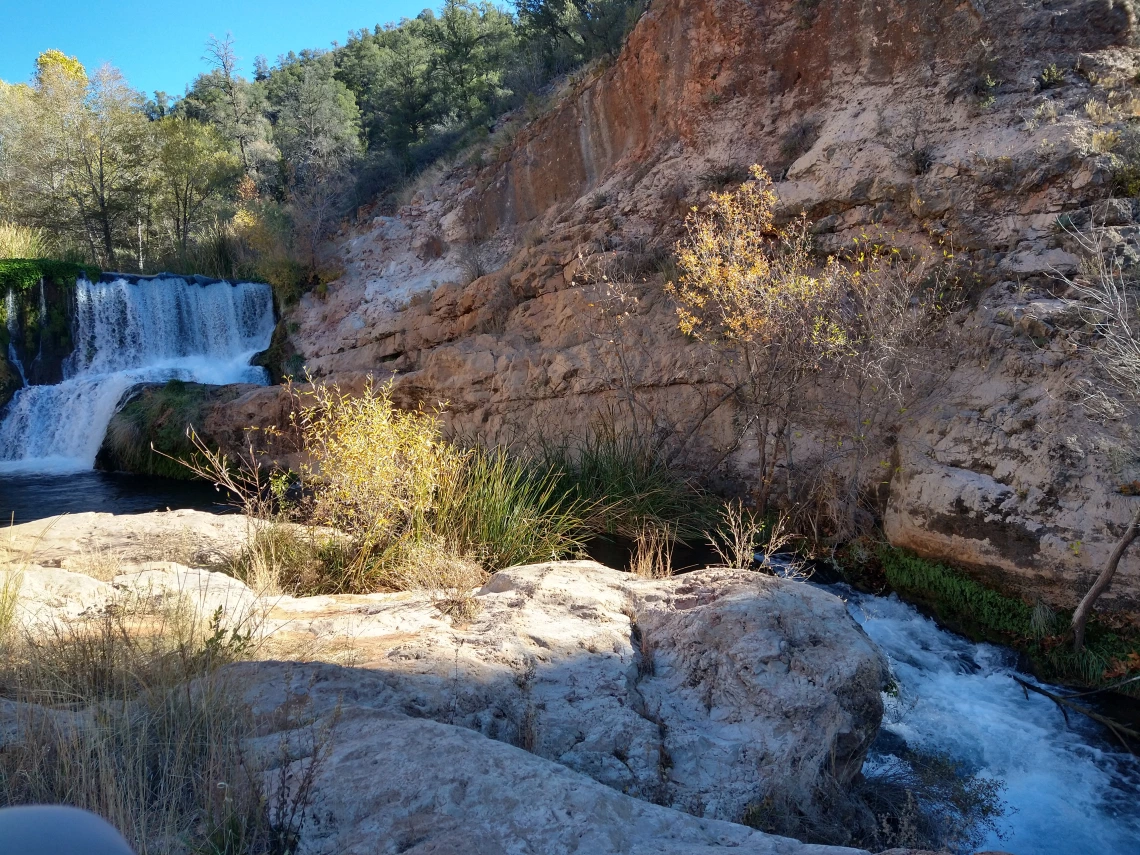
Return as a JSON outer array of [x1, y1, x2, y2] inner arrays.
[[1072, 504, 1140, 652]]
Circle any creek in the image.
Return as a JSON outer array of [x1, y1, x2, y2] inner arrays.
[[837, 585, 1140, 854]]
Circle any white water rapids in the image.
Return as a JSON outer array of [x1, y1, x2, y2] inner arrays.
[[0, 275, 274, 473], [836, 586, 1140, 854]]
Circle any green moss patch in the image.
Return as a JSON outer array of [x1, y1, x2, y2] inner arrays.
[[97, 380, 237, 479], [0, 259, 101, 294]]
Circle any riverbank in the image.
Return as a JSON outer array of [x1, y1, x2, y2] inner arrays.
[[3, 506, 1138, 853], [838, 543, 1140, 704]]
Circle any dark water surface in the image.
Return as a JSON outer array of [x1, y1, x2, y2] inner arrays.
[[0, 472, 230, 525]]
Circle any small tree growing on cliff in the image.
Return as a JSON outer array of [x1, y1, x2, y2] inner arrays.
[[1058, 227, 1140, 652], [667, 166, 953, 529], [667, 166, 846, 513]]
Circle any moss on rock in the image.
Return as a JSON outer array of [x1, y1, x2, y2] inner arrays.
[[0, 259, 101, 294], [0, 258, 99, 386], [96, 379, 244, 479]]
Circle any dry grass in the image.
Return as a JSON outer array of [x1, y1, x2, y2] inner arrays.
[[62, 546, 125, 582], [0, 221, 47, 259], [1091, 129, 1122, 154], [630, 523, 674, 579], [0, 564, 20, 642], [378, 538, 487, 620], [0, 560, 324, 855], [1086, 99, 1117, 126], [711, 500, 764, 569]]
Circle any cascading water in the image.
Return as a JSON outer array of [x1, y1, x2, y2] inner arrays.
[[0, 275, 274, 473], [4, 289, 27, 386], [834, 585, 1140, 854]]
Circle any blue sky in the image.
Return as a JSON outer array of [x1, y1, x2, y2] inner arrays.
[[0, 0, 434, 96]]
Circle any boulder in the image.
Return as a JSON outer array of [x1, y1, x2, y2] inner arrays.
[[4, 515, 893, 851], [246, 704, 874, 855], [238, 561, 887, 823]]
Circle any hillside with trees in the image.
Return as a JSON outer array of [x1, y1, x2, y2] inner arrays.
[[0, 0, 646, 296]]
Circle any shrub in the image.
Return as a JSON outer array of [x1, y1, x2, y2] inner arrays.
[[780, 118, 819, 162], [272, 379, 587, 593], [1109, 126, 1140, 197], [1038, 63, 1065, 90]]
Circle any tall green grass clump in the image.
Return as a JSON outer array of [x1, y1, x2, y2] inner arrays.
[[436, 447, 587, 572], [538, 425, 718, 543]]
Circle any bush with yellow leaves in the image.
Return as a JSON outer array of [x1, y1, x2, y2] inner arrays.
[[668, 165, 956, 538], [289, 378, 585, 595]]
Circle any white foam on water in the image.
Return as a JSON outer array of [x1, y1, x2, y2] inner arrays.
[[0, 276, 274, 471], [837, 587, 1140, 855], [4, 288, 27, 386]]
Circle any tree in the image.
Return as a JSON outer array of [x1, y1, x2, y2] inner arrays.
[[1058, 227, 1140, 651], [668, 167, 848, 513], [424, 0, 516, 123], [184, 34, 277, 189], [6, 53, 151, 267], [154, 117, 240, 256], [668, 166, 951, 533], [517, 0, 646, 65], [270, 62, 362, 262]]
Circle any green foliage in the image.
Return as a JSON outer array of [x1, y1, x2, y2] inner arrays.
[[1, 3, 651, 278], [0, 258, 100, 294], [537, 425, 719, 543], [875, 546, 1140, 694], [517, 0, 646, 65], [1109, 125, 1140, 198], [436, 446, 587, 571], [1038, 63, 1065, 90], [879, 547, 1035, 636]]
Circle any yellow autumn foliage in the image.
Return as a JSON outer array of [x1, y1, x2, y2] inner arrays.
[[668, 165, 847, 362]]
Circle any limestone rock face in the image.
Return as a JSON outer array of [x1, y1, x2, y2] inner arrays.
[[193, 0, 1140, 619], [237, 561, 887, 823], [247, 706, 873, 855]]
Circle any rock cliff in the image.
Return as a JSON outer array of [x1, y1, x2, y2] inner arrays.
[[207, 0, 1140, 617]]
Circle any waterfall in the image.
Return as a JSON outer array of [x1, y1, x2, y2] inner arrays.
[[0, 275, 275, 473], [4, 289, 27, 386]]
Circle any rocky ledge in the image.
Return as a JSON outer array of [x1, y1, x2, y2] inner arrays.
[[2, 511, 896, 853]]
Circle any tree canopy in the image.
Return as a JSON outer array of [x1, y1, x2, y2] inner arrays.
[[0, 0, 647, 291]]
